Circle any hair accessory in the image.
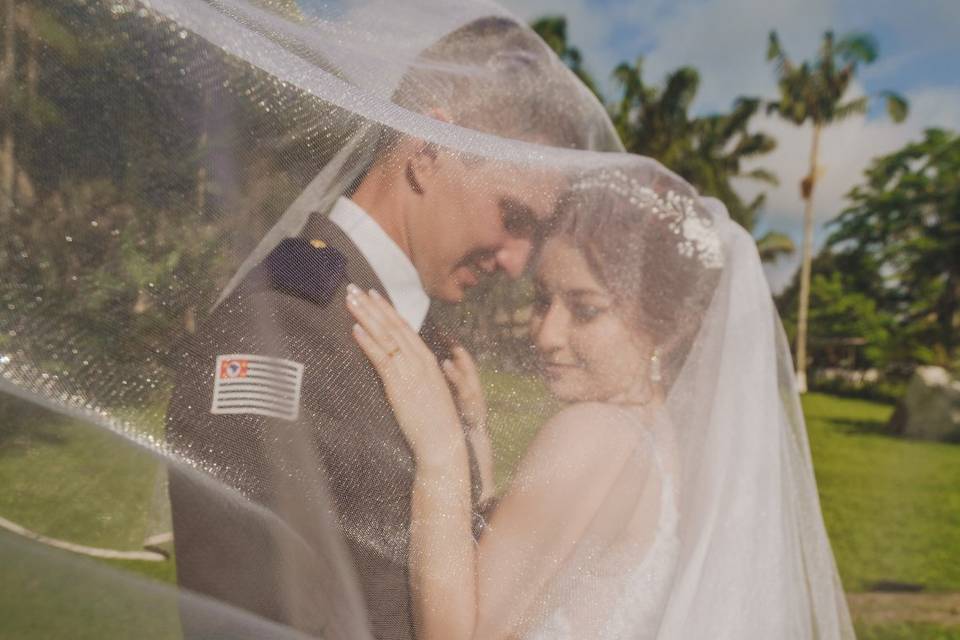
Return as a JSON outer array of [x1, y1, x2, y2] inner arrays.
[[572, 169, 725, 269]]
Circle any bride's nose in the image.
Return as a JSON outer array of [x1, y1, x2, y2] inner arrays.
[[532, 301, 568, 353]]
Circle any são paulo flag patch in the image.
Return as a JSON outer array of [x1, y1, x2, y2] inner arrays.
[[211, 354, 304, 421]]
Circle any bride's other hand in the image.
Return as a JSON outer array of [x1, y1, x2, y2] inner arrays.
[[442, 347, 495, 504], [346, 284, 466, 465], [442, 346, 487, 431]]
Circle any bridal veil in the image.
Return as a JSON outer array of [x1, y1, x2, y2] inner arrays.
[[0, 0, 852, 637]]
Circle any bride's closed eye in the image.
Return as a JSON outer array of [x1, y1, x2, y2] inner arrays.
[[568, 301, 607, 324], [532, 285, 611, 325], [565, 289, 613, 325]]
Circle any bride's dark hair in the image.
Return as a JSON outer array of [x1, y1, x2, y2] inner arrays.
[[549, 167, 723, 386]]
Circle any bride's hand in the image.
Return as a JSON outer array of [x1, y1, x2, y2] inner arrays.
[[442, 346, 487, 432], [442, 346, 495, 504], [346, 285, 466, 465]]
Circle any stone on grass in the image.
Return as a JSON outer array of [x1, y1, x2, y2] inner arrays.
[[888, 366, 960, 442]]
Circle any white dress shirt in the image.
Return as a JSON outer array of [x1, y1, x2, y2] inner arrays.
[[329, 196, 430, 331]]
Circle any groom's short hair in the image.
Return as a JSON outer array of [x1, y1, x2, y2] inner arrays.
[[385, 16, 612, 151]]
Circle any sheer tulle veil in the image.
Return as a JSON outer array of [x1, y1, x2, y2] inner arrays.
[[0, 0, 852, 638], [659, 197, 854, 638]]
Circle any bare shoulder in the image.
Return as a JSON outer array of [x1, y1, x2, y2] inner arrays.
[[542, 402, 648, 444], [521, 402, 651, 478]]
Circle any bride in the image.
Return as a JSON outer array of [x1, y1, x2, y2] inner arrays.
[[345, 166, 854, 639]]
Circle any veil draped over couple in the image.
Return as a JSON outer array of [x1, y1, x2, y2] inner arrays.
[[1, 0, 854, 638]]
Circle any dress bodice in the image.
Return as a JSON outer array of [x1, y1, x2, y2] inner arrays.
[[524, 424, 679, 640]]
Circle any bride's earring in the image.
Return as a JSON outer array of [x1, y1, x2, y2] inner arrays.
[[650, 349, 662, 384]]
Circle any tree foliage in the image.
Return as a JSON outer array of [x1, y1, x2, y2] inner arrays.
[[610, 58, 779, 232], [0, 0, 351, 390], [766, 30, 907, 128], [531, 16, 789, 260], [765, 29, 907, 390], [530, 16, 602, 100], [776, 250, 894, 369], [828, 128, 960, 366]]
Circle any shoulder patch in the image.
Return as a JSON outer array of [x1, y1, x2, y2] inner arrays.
[[256, 237, 347, 306], [211, 354, 304, 421]]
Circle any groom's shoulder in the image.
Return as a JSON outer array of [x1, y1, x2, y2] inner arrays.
[[213, 236, 351, 324], [182, 236, 353, 362], [245, 236, 349, 309]]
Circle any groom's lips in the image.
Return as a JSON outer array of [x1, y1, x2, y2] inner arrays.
[[454, 265, 480, 289], [540, 361, 578, 378]]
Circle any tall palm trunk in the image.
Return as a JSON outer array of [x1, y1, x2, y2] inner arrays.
[[795, 123, 822, 393], [0, 0, 15, 216]]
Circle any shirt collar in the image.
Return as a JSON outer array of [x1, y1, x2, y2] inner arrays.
[[328, 196, 430, 331]]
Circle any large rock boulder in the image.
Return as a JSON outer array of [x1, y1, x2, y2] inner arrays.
[[888, 366, 960, 442]]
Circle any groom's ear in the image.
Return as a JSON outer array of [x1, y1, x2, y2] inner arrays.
[[405, 143, 437, 195], [404, 108, 452, 195]]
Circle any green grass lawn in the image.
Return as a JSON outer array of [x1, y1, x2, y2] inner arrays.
[[2, 380, 959, 638], [856, 623, 960, 640], [804, 393, 960, 593], [0, 395, 177, 584]]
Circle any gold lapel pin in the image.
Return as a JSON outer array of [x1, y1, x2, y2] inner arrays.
[[310, 239, 328, 249]]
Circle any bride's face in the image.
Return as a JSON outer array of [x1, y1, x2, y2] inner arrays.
[[530, 236, 653, 404]]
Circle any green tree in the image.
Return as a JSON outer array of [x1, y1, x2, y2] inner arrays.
[[0, 0, 14, 213], [610, 57, 791, 261], [766, 29, 908, 391], [530, 16, 602, 100], [0, 1, 84, 214], [530, 16, 786, 248], [776, 250, 893, 370], [530, 15, 792, 262], [0, 0, 342, 389], [828, 128, 960, 367]]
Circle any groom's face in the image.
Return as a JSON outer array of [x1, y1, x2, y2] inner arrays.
[[408, 152, 563, 303]]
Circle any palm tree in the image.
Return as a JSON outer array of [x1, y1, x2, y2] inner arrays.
[[531, 16, 602, 100], [766, 30, 908, 392], [611, 58, 790, 258], [530, 17, 790, 260]]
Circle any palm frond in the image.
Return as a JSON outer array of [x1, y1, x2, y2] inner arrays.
[[756, 230, 796, 263], [835, 32, 879, 65], [883, 91, 909, 123], [766, 31, 786, 68], [661, 67, 700, 116], [831, 96, 869, 122], [744, 167, 779, 185]]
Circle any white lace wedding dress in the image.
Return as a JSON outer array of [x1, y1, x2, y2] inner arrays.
[[525, 426, 680, 640]]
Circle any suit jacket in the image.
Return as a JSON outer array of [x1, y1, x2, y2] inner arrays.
[[166, 213, 482, 640]]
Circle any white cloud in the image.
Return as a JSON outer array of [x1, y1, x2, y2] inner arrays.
[[642, 0, 837, 112], [498, 0, 960, 293], [745, 84, 960, 291], [503, 0, 838, 112]]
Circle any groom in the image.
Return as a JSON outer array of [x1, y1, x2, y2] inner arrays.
[[166, 16, 618, 640]]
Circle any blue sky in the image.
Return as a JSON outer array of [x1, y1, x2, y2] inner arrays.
[[499, 0, 960, 291]]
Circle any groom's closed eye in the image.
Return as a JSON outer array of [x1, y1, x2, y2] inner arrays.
[[499, 197, 547, 240]]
